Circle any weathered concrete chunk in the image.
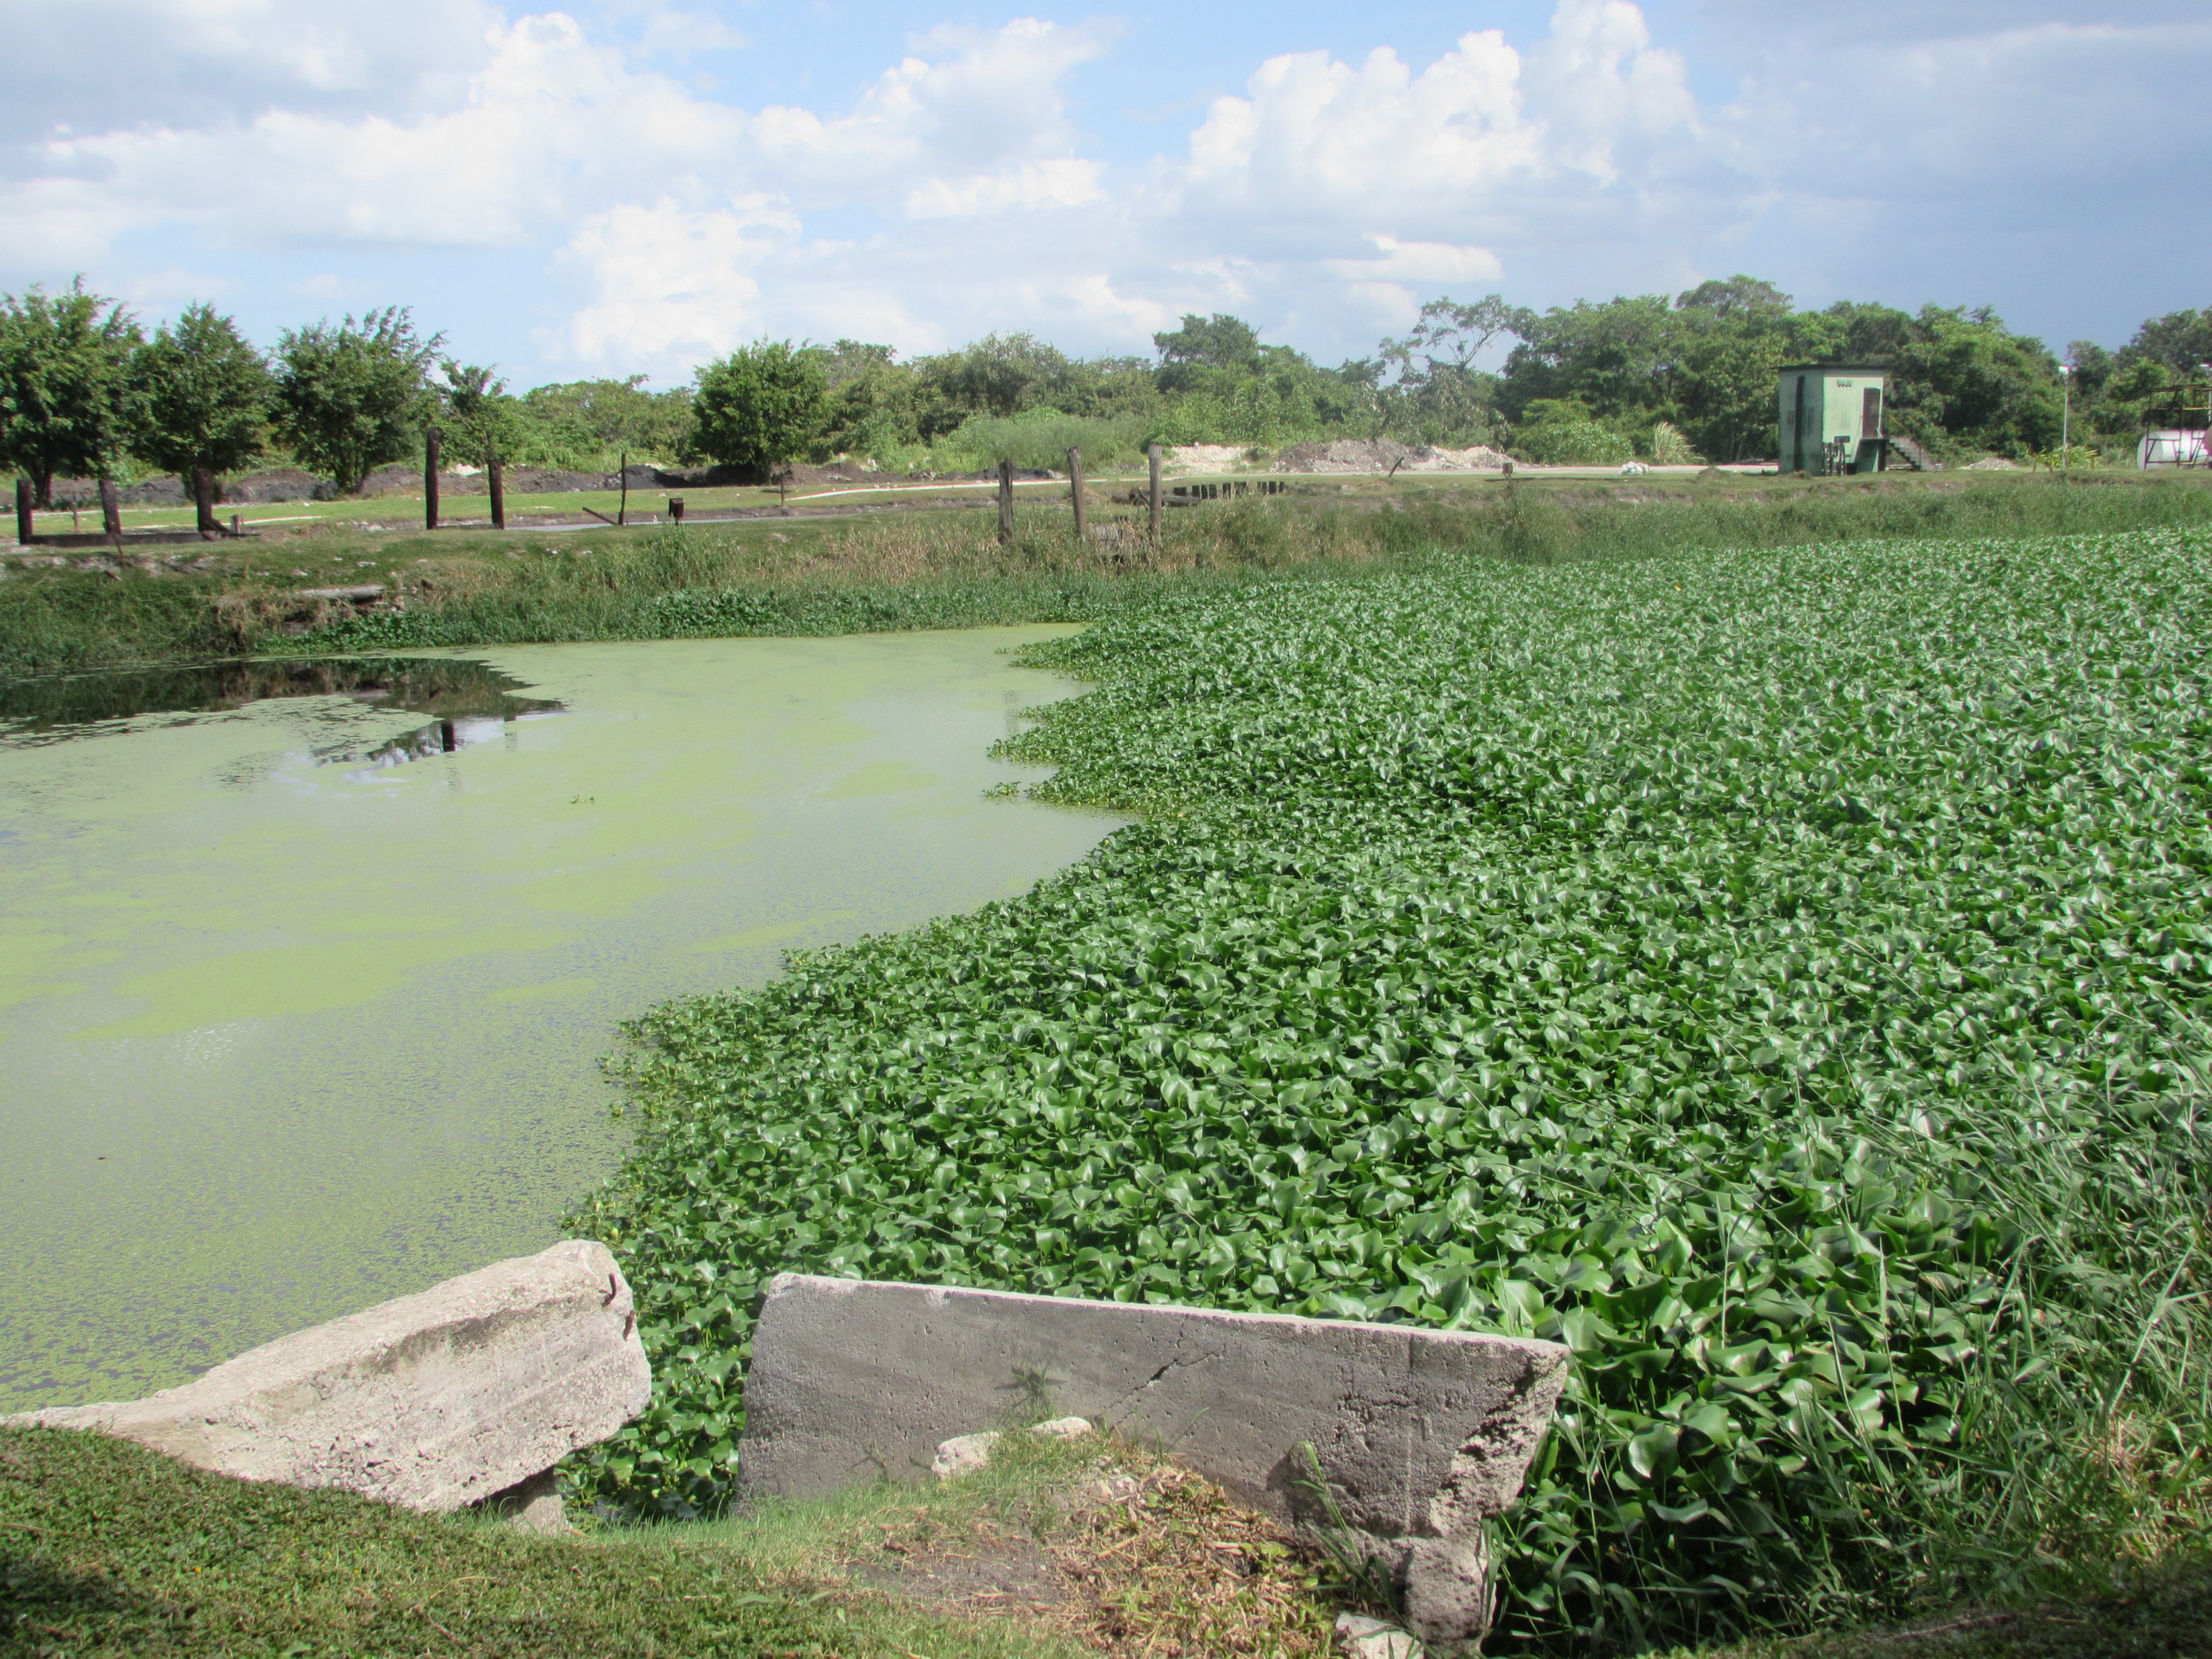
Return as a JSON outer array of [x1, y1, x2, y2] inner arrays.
[[931, 1416, 1094, 1479], [1336, 1613, 1422, 1659], [739, 1275, 1566, 1647], [10, 1240, 649, 1513]]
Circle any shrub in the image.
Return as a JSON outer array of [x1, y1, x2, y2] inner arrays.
[[936, 410, 1150, 472], [1513, 418, 1632, 466], [1649, 420, 1701, 465]]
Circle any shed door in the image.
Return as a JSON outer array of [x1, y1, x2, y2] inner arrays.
[[1863, 387, 1883, 436]]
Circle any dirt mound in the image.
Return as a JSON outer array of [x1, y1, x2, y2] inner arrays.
[[50, 470, 328, 508], [1164, 444, 1254, 473], [1274, 438, 1508, 473]]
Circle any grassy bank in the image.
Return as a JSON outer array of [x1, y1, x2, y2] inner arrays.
[[3, 472, 2208, 680], [10, 1409, 2203, 1659], [0, 1425, 1068, 1658], [574, 524, 2212, 1650], [0, 1420, 1394, 1659]]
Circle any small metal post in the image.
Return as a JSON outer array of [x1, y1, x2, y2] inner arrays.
[[13, 478, 32, 545], [489, 455, 506, 530], [424, 427, 442, 530], [1067, 446, 1086, 542], [668, 496, 685, 524], [231, 513, 242, 537], [1147, 443, 1163, 540], [996, 458, 1015, 544]]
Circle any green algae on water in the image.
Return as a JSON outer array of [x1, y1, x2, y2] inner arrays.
[[0, 627, 1118, 1409]]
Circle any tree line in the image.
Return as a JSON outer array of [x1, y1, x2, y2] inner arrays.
[[2, 275, 2206, 511]]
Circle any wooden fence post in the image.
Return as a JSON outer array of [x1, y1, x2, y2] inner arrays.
[[488, 455, 506, 530], [997, 459, 1016, 544], [1067, 447, 1086, 542], [424, 428, 442, 530], [98, 477, 122, 544], [1147, 444, 1163, 541], [14, 479, 32, 545], [192, 467, 218, 539]]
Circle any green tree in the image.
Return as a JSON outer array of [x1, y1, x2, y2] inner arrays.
[[1497, 294, 1678, 431], [127, 303, 271, 513], [514, 376, 694, 466], [1152, 313, 1264, 391], [1377, 296, 1525, 445], [692, 341, 828, 476], [1671, 278, 1818, 461], [270, 309, 442, 495], [817, 341, 921, 460], [2119, 309, 2212, 378], [436, 362, 526, 468], [1884, 304, 2062, 459], [0, 279, 142, 507], [913, 334, 1084, 434]]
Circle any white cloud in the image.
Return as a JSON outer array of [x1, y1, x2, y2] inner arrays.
[[550, 196, 796, 370], [0, 0, 503, 143], [1323, 237, 1504, 285], [905, 158, 1106, 219], [117, 265, 238, 310], [746, 19, 1113, 196], [3, 0, 2200, 380], [1178, 0, 1701, 226], [0, 11, 1119, 274], [1697, 8, 2212, 334]]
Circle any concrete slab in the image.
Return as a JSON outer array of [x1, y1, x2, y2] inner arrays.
[[739, 1274, 1568, 1647], [11, 1240, 649, 1513]]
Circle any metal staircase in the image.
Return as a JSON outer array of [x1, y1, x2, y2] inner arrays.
[[1883, 433, 1941, 472]]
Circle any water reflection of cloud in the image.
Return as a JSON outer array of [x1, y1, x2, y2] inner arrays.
[[332, 710, 559, 779]]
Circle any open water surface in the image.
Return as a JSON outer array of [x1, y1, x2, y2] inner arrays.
[[0, 629, 1118, 1409]]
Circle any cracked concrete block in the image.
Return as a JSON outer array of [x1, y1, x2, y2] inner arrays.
[[739, 1275, 1565, 1644], [10, 1240, 649, 1513]]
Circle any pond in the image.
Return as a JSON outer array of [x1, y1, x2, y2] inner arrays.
[[0, 629, 1119, 1410]]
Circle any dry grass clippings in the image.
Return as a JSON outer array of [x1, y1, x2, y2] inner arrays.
[[828, 1440, 1386, 1658]]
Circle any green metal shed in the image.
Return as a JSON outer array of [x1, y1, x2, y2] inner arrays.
[[1778, 364, 1889, 474]]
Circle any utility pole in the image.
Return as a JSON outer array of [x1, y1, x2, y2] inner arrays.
[[2201, 366, 2212, 468], [2059, 364, 2071, 472]]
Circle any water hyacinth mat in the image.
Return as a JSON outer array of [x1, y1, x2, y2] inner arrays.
[[575, 527, 2212, 1650]]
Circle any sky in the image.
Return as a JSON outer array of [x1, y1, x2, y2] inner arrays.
[[2, 0, 2206, 389]]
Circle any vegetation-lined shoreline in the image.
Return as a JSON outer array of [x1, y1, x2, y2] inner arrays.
[[5, 473, 2210, 683]]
